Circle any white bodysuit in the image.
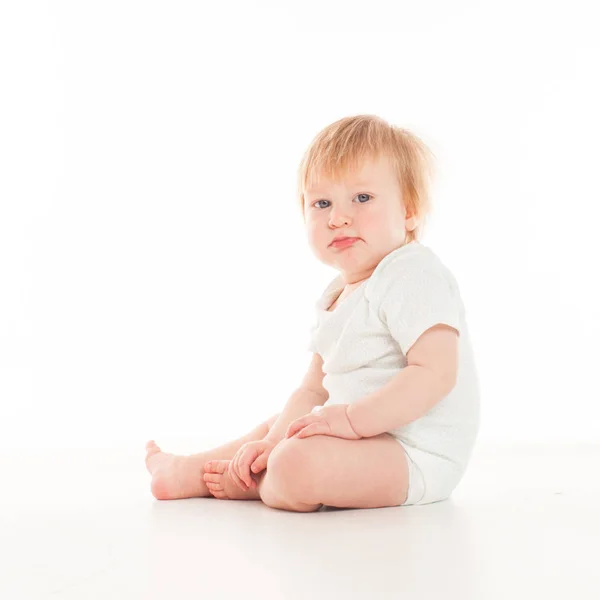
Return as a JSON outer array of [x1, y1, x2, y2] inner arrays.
[[307, 241, 481, 505]]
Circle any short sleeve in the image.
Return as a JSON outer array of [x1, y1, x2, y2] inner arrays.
[[376, 267, 461, 356]]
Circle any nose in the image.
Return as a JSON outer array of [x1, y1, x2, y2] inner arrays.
[[328, 206, 352, 228]]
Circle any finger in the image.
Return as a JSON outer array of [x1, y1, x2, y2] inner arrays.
[[251, 451, 267, 474], [234, 447, 249, 482], [232, 447, 243, 475], [229, 459, 248, 491], [230, 455, 241, 486], [293, 416, 321, 437], [231, 465, 248, 491], [239, 449, 259, 488], [297, 422, 328, 439], [233, 456, 250, 491], [287, 416, 314, 438], [285, 418, 304, 438]]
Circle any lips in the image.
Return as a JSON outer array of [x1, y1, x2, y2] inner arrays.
[[330, 237, 359, 249]]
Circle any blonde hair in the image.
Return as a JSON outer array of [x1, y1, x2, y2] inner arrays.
[[297, 114, 436, 243]]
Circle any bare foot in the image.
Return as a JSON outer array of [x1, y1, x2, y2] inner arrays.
[[145, 440, 210, 500], [203, 460, 262, 501]]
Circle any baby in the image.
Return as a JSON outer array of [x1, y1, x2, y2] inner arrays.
[[145, 114, 480, 511]]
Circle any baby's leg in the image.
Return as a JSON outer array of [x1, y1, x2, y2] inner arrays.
[[145, 413, 279, 500]]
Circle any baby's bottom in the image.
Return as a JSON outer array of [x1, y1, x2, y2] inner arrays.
[[394, 439, 465, 506]]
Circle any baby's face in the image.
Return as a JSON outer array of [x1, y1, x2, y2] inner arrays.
[[303, 154, 416, 285]]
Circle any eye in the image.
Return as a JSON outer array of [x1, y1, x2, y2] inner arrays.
[[312, 193, 372, 209]]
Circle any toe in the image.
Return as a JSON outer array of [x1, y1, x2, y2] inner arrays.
[[146, 440, 161, 454], [145, 445, 161, 466], [210, 489, 228, 499], [204, 460, 228, 474]]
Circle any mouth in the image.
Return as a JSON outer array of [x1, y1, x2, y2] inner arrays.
[[330, 237, 360, 249]]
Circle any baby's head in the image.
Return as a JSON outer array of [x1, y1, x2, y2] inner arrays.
[[297, 114, 435, 280]]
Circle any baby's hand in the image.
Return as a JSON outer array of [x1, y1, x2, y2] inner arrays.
[[229, 439, 277, 491], [285, 404, 361, 440]]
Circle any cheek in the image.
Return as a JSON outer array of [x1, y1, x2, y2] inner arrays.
[[360, 211, 387, 232], [306, 222, 325, 249], [306, 218, 323, 238], [361, 212, 403, 244]]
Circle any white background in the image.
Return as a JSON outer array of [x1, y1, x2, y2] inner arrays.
[[1, 1, 598, 450]]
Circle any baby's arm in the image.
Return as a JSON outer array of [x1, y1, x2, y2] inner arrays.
[[264, 353, 329, 444], [347, 324, 458, 438]]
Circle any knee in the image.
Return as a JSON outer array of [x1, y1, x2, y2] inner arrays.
[[261, 437, 320, 511], [267, 437, 311, 493]]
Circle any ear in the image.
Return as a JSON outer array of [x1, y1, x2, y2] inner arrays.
[[405, 213, 418, 232]]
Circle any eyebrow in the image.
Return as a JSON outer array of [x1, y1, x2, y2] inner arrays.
[[306, 181, 374, 194], [347, 181, 372, 187]]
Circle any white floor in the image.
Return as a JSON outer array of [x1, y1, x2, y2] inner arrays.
[[1, 442, 599, 600]]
